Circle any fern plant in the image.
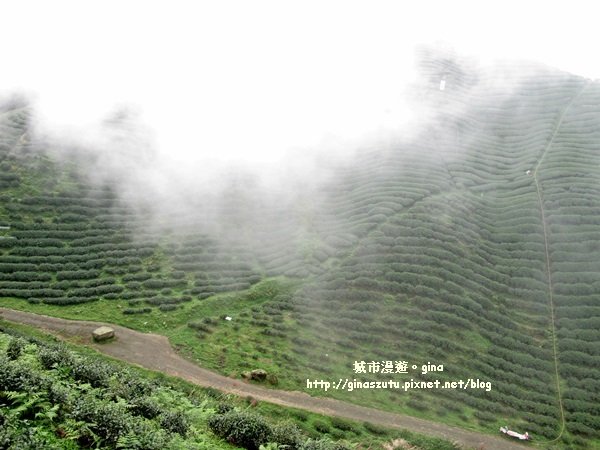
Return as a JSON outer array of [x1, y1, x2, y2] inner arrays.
[[1, 390, 58, 424]]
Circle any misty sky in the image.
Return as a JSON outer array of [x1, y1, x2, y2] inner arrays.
[[2, 0, 598, 168]]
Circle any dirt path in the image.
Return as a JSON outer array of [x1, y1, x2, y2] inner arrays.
[[531, 81, 588, 443], [0, 307, 530, 450]]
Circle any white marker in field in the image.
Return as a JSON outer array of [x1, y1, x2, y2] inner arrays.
[[439, 78, 446, 91]]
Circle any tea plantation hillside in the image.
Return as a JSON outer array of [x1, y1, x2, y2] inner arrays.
[[1, 53, 599, 449]]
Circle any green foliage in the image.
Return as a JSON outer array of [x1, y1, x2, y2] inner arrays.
[[474, 410, 496, 423], [362, 421, 388, 436], [330, 417, 355, 432], [38, 343, 74, 369], [6, 336, 27, 360], [0, 329, 235, 449], [70, 358, 112, 388], [123, 307, 152, 315], [208, 410, 273, 450], [159, 410, 189, 436], [0, 417, 60, 450], [158, 303, 179, 312], [69, 395, 131, 445], [2, 390, 58, 424], [311, 419, 331, 434], [116, 420, 170, 450], [270, 421, 304, 449], [0, 356, 49, 392], [108, 371, 153, 400], [132, 397, 163, 419], [4, 325, 393, 450]]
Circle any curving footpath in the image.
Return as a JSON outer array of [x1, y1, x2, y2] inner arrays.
[[0, 307, 530, 450], [530, 81, 588, 443]]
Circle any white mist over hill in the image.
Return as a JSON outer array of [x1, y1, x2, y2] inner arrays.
[[2, 0, 599, 174]]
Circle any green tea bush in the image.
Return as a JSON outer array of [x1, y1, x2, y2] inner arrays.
[[116, 419, 171, 450], [123, 307, 152, 315], [159, 410, 189, 436], [330, 417, 355, 432], [70, 395, 131, 446], [312, 419, 330, 433], [362, 421, 387, 435], [132, 397, 164, 419], [208, 410, 272, 450], [37, 343, 74, 369], [69, 358, 112, 388], [0, 356, 49, 392], [271, 421, 303, 449], [6, 336, 27, 360], [158, 304, 178, 312]]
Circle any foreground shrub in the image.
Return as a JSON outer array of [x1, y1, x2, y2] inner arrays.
[[132, 397, 163, 420], [6, 337, 27, 360], [70, 358, 112, 388], [116, 419, 171, 450], [0, 416, 57, 450], [109, 371, 153, 400], [208, 410, 272, 450], [330, 417, 356, 432], [159, 410, 189, 436], [38, 343, 74, 369], [270, 421, 303, 449], [70, 395, 131, 446], [312, 419, 330, 433], [0, 356, 49, 392]]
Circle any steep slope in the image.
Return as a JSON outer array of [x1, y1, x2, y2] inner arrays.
[[289, 59, 598, 444]]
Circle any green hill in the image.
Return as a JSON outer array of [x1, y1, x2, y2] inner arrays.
[[1, 51, 599, 449]]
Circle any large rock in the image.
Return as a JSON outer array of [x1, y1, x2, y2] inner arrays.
[[250, 369, 267, 381], [92, 326, 114, 342]]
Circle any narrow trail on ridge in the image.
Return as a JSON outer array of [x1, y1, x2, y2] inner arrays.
[[531, 81, 589, 443]]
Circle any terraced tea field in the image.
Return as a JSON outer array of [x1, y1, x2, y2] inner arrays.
[[1, 54, 599, 449]]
